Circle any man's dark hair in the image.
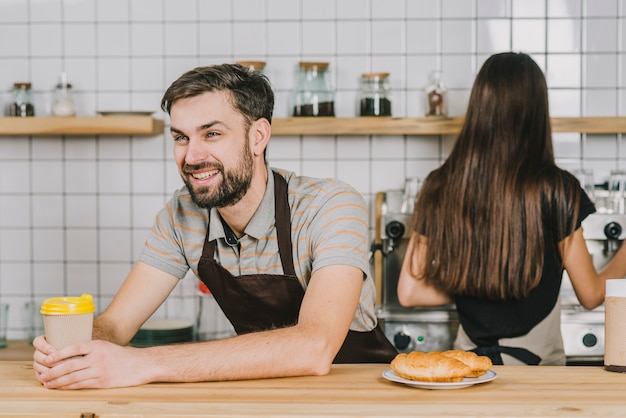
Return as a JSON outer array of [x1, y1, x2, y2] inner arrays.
[[161, 63, 275, 130]]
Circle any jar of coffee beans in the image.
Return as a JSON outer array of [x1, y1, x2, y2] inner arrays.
[[9, 82, 35, 117], [359, 72, 391, 117], [292, 61, 335, 117]]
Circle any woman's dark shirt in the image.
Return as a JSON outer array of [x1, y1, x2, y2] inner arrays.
[[453, 187, 595, 345]]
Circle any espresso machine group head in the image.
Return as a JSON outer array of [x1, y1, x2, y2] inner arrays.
[[581, 213, 626, 269]]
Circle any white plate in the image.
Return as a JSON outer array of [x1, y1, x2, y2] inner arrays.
[[382, 368, 497, 390], [97, 110, 154, 116]]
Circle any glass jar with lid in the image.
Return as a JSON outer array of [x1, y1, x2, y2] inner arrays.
[[52, 72, 76, 117], [236, 61, 266, 74], [9, 82, 35, 117], [292, 61, 335, 117], [425, 71, 447, 117], [359, 72, 392, 116]]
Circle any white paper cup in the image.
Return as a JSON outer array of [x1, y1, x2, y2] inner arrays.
[[40, 294, 95, 350], [605, 279, 626, 372]]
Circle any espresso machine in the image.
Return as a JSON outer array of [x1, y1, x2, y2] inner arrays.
[[372, 183, 458, 354], [560, 188, 626, 364]]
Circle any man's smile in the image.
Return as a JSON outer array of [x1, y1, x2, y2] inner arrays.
[[190, 169, 219, 181]]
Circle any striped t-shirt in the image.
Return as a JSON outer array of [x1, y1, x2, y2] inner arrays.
[[139, 165, 377, 331]]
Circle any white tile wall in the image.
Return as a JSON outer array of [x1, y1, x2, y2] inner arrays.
[[1, 0, 626, 339]]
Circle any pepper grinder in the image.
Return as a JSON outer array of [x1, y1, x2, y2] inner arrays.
[[425, 71, 447, 117], [52, 72, 76, 117]]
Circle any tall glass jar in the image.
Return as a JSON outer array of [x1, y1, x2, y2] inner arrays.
[[52, 72, 76, 117], [292, 61, 335, 117], [359, 72, 392, 116], [236, 61, 265, 74], [425, 71, 447, 117], [9, 82, 35, 117]]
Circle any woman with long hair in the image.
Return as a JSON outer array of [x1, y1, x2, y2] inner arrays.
[[397, 52, 626, 365]]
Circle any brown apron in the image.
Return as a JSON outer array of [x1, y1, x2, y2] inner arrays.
[[197, 171, 398, 363]]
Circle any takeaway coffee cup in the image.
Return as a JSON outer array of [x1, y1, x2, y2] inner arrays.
[[605, 279, 626, 373], [40, 294, 95, 350]]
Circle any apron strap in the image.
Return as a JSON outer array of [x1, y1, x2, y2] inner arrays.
[[203, 171, 296, 277], [471, 345, 541, 365], [272, 171, 297, 277]]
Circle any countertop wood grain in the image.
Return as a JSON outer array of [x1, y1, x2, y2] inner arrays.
[[0, 340, 34, 361], [1, 361, 625, 417]]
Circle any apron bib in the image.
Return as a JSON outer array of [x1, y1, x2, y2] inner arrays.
[[455, 299, 565, 365], [197, 171, 397, 363]]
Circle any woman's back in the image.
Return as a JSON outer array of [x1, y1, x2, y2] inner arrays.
[[397, 52, 621, 365], [410, 53, 579, 301]]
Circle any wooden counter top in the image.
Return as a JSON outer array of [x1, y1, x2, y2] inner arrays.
[[1, 361, 625, 417], [0, 340, 34, 361]]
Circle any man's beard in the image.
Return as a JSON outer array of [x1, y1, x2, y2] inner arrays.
[[182, 142, 254, 209]]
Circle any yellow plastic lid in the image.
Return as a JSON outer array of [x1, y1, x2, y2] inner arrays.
[[40, 293, 95, 315]]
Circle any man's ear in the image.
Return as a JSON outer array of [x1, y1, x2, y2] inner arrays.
[[250, 118, 271, 157]]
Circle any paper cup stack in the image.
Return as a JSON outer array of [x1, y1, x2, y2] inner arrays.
[[605, 279, 626, 373]]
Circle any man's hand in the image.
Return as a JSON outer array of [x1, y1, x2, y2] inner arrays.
[[33, 337, 152, 389]]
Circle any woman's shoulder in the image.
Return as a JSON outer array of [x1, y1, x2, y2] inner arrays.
[[535, 165, 582, 192], [538, 166, 595, 226]]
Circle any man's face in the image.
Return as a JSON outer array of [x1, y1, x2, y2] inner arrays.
[[169, 90, 254, 209]]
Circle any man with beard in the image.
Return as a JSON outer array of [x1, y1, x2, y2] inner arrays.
[[32, 63, 397, 389]]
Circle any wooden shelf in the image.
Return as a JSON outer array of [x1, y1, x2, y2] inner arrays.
[[2, 116, 626, 137], [0, 116, 164, 136], [271, 116, 626, 136]]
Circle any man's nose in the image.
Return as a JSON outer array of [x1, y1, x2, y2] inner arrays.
[[185, 138, 208, 165]]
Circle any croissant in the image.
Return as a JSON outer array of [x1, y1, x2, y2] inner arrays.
[[390, 350, 493, 382], [390, 351, 471, 382], [441, 350, 493, 377]]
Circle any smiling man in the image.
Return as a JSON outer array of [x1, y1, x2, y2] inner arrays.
[[32, 63, 397, 389]]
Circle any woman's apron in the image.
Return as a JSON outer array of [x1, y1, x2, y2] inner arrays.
[[454, 298, 565, 366], [197, 172, 398, 364]]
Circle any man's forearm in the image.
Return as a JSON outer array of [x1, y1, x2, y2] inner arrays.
[[142, 324, 335, 383], [93, 316, 132, 345]]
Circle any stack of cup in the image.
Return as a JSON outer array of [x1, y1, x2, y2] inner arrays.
[[40, 294, 95, 350], [605, 279, 626, 373]]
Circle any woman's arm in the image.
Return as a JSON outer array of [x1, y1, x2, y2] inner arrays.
[[560, 228, 626, 309], [397, 232, 452, 307]]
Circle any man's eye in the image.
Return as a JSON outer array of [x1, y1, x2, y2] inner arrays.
[[206, 131, 219, 138], [174, 135, 189, 142]]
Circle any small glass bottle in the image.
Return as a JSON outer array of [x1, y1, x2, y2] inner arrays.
[[9, 82, 35, 117], [359, 72, 392, 117], [52, 72, 76, 117], [236, 61, 266, 74], [292, 61, 335, 117], [425, 71, 447, 117]]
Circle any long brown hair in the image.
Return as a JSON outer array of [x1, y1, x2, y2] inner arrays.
[[411, 52, 580, 300]]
